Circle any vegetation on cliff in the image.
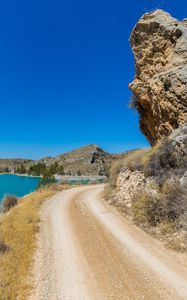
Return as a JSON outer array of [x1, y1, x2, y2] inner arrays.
[[104, 9, 187, 251], [105, 122, 187, 251]]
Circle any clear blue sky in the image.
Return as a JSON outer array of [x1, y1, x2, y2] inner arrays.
[[0, 0, 186, 159]]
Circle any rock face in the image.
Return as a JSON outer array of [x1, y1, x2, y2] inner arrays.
[[107, 169, 155, 216], [112, 170, 146, 208], [129, 9, 187, 145], [170, 124, 187, 182]]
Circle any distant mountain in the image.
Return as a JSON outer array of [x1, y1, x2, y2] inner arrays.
[[0, 145, 118, 176], [37, 144, 116, 176], [0, 158, 34, 173]]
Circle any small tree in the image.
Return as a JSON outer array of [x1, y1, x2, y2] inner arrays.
[[98, 169, 104, 176], [28, 162, 47, 176], [16, 164, 27, 174], [49, 162, 59, 175], [77, 170, 81, 176], [38, 175, 56, 189], [4, 167, 9, 173], [58, 165, 65, 175]]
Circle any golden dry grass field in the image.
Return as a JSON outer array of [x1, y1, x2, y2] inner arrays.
[[0, 184, 68, 300]]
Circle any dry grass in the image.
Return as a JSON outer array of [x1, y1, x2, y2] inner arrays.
[[143, 139, 187, 181], [122, 149, 149, 170], [131, 181, 187, 251], [109, 149, 149, 186], [103, 184, 114, 201], [167, 234, 186, 252], [0, 184, 68, 300]]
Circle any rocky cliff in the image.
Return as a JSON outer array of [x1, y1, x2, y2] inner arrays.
[[129, 9, 187, 145]]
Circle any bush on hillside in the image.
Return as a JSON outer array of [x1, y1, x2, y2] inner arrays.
[[77, 170, 81, 176], [3, 167, 9, 173], [28, 162, 47, 176], [38, 175, 56, 189], [49, 162, 59, 175], [58, 165, 65, 175], [132, 181, 187, 231], [15, 164, 27, 174], [0, 237, 9, 254], [143, 138, 186, 183], [162, 183, 187, 228], [1, 195, 18, 213], [109, 150, 148, 186]]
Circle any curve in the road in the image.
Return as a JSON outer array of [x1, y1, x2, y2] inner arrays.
[[29, 185, 187, 300]]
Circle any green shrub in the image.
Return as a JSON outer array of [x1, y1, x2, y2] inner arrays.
[[28, 162, 65, 176], [15, 164, 27, 174], [38, 175, 56, 188], [3, 167, 9, 173], [77, 170, 81, 176], [28, 162, 47, 176], [58, 165, 65, 175], [49, 162, 59, 175]]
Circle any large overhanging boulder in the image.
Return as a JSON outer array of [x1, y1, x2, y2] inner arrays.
[[129, 9, 187, 145]]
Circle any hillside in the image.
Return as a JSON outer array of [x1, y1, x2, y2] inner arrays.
[[0, 145, 117, 176], [0, 158, 34, 173], [37, 144, 116, 176]]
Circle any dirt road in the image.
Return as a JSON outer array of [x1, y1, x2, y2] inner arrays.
[[29, 185, 187, 299]]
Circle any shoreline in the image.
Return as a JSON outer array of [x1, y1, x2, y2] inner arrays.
[[0, 173, 42, 178], [0, 175, 41, 204]]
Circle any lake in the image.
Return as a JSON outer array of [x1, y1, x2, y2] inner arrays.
[[0, 174, 40, 203]]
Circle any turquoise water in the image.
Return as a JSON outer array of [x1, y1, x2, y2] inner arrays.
[[0, 174, 40, 203]]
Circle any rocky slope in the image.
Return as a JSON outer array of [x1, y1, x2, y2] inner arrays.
[[0, 159, 34, 173], [0, 145, 116, 176], [38, 144, 115, 176], [106, 125, 187, 251], [108, 122, 187, 210], [129, 9, 187, 145]]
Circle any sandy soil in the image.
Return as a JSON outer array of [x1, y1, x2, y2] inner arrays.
[[29, 185, 187, 299]]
